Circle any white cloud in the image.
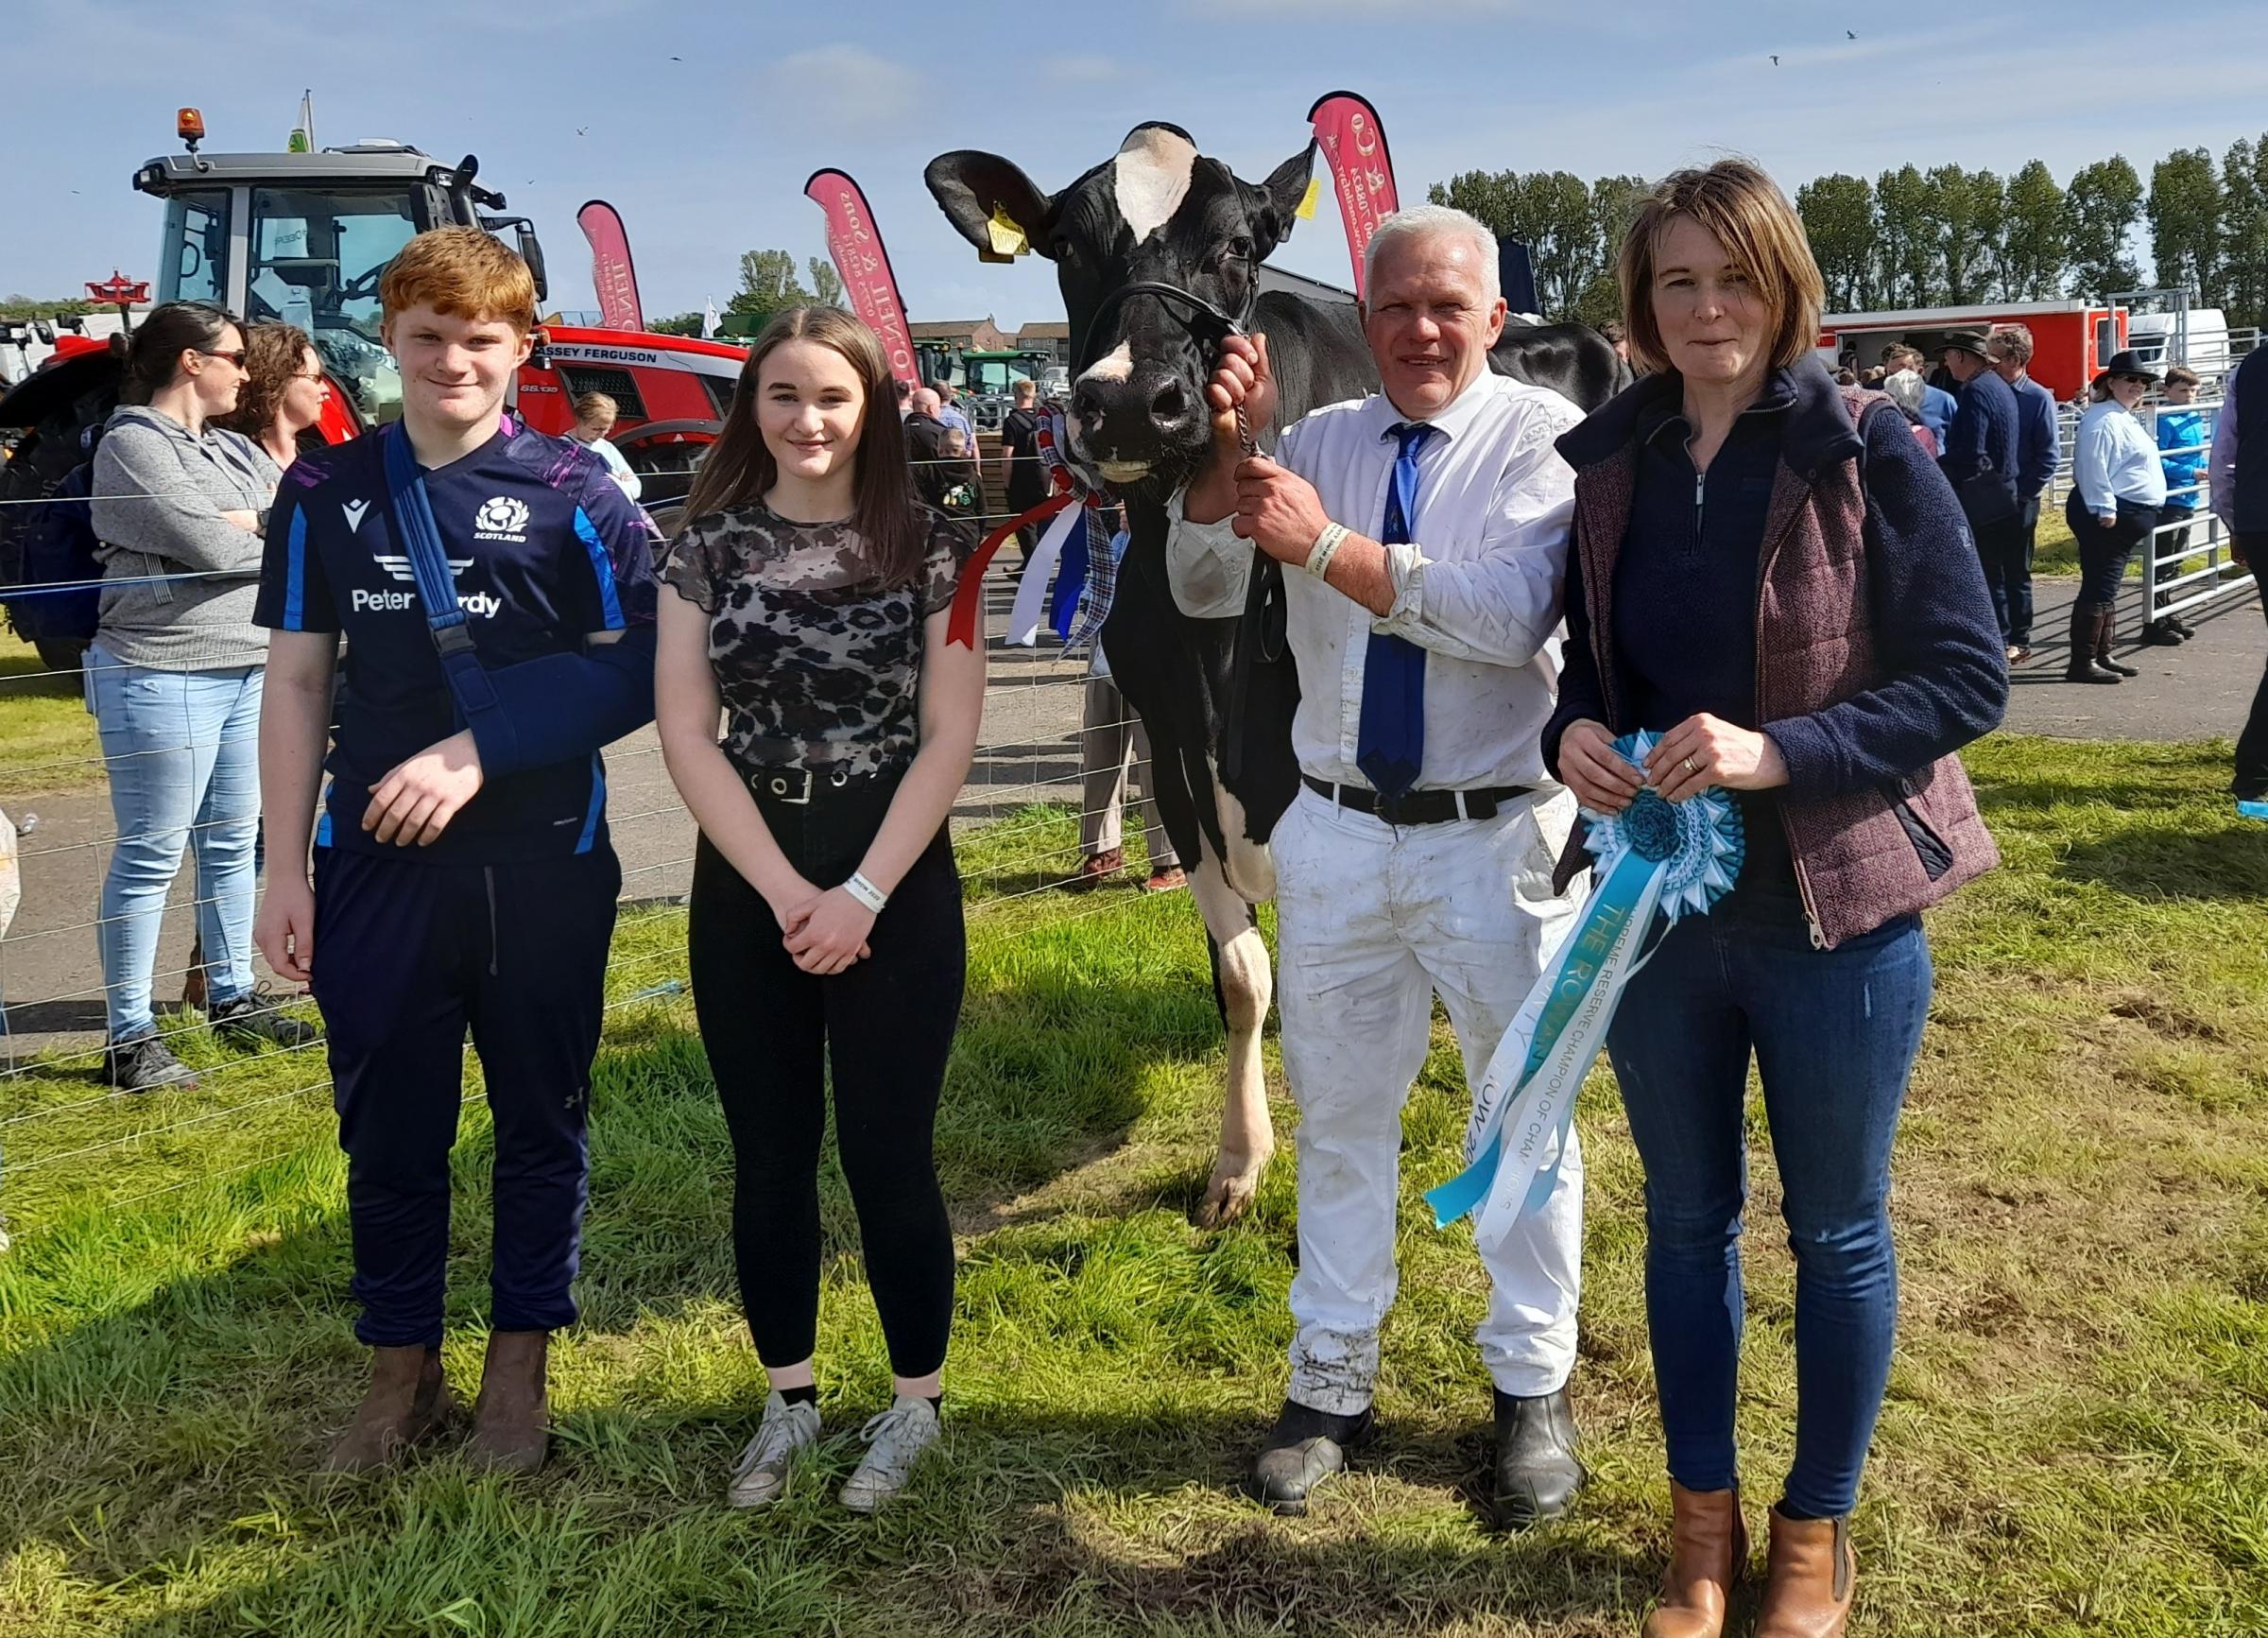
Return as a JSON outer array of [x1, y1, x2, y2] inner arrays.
[[756, 45, 926, 132]]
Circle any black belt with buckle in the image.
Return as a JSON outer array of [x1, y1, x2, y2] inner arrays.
[[1300, 772, 1533, 825], [745, 764, 899, 805]]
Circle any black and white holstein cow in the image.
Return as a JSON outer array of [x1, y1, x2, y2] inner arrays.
[[926, 124, 1625, 1227]]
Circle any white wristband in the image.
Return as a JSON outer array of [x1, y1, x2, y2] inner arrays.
[[1304, 522, 1351, 578], [843, 871, 889, 914]]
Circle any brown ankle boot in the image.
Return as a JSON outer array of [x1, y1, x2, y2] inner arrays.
[[467, 1329, 551, 1474], [2094, 608, 2140, 677], [1754, 1506, 1854, 1638], [1642, 1483, 1747, 1638], [326, 1344, 455, 1473]]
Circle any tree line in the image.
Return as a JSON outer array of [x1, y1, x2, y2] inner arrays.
[[1429, 133, 2268, 331], [647, 250, 844, 336]]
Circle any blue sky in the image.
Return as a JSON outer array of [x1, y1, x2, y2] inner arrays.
[[8, 0, 2267, 329]]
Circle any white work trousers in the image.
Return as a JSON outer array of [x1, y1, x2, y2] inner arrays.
[[1272, 782, 1586, 1413]]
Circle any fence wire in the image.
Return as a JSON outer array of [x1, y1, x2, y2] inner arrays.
[[0, 535, 1187, 1233]]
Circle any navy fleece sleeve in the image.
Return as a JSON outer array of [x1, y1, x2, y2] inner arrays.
[[1762, 408, 2008, 799], [1939, 380, 1985, 487], [1541, 541, 1609, 782]]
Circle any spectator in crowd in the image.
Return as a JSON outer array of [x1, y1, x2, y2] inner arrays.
[[2147, 364, 2209, 645], [902, 388, 954, 509], [999, 378, 1049, 558], [1881, 370, 1940, 457], [2065, 352, 2166, 684], [1071, 522, 1182, 897], [1547, 162, 2004, 1638], [220, 322, 326, 471], [1833, 368, 1858, 387], [1892, 346, 1957, 450], [1939, 331, 2025, 654], [1601, 318, 1629, 364], [253, 230, 660, 1474], [895, 376, 914, 419], [88, 301, 314, 1093], [2209, 345, 2267, 806], [934, 377, 978, 454], [1185, 205, 1592, 1529], [1986, 324, 2058, 664], [567, 391, 643, 503], [655, 306, 982, 1511], [936, 426, 982, 518]]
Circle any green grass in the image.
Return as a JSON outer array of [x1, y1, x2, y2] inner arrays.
[[3, 739, 2266, 1636], [0, 630, 97, 798]]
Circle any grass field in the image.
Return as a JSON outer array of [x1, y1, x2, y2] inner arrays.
[[1, 736, 2264, 1636], [0, 631, 96, 799]]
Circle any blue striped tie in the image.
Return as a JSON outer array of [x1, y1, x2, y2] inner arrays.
[[1355, 422, 1435, 800]]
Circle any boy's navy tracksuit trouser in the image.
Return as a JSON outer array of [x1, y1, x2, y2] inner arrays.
[[310, 842, 621, 1348]]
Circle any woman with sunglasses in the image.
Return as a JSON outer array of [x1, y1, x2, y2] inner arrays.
[[2065, 350, 2167, 684], [221, 321, 329, 472], [86, 301, 315, 1093]]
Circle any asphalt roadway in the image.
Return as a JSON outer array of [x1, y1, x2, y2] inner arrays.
[[1, 572, 2259, 1066]]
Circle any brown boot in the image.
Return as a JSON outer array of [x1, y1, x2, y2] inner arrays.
[[2065, 604, 2121, 683], [1642, 1483, 1748, 1638], [2094, 607, 2140, 677], [1754, 1506, 1855, 1638], [325, 1344, 455, 1473], [467, 1329, 551, 1474]]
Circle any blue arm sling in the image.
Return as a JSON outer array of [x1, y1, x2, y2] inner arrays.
[[382, 424, 655, 775]]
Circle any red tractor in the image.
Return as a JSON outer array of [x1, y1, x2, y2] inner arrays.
[[0, 113, 742, 668]]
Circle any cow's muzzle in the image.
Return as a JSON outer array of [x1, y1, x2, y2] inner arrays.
[[1071, 282, 1249, 483]]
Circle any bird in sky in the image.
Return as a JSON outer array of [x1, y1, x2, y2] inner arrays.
[[1770, 54, 1780, 64], [1847, 29, 1858, 39], [576, 126, 589, 136]]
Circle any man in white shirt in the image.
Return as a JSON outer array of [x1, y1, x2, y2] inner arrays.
[[1173, 204, 1588, 1525]]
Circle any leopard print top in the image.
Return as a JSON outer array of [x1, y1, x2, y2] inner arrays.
[[660, 501, 972, 776]]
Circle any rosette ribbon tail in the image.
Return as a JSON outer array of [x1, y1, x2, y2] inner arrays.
[[945, 489, 1075, 648], [1425, 729, 1744, 1233]]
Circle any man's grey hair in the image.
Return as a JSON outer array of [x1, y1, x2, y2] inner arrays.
[[1363, 204, 1502, 307], [1881, 370, 1926, 416], [1988, 322, 2035, 365]]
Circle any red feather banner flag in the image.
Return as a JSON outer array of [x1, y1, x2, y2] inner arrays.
[[1307, 91, 1400, 300], [804, 169, 920, 387], [576, 200, 645, 332]]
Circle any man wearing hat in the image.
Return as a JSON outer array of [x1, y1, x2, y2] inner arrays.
[[2211, 345, 2268, 809], [1939, 331, 2025, 648]]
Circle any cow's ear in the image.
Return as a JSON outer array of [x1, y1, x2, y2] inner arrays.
[[925, 151, 1059, 262], [1247, 142, 1317, 253]]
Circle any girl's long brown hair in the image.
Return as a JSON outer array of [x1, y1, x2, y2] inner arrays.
[[676, 306, 924, 586]]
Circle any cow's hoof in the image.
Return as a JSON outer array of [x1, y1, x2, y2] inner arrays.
[[1194, 1164, 1263, 1229]]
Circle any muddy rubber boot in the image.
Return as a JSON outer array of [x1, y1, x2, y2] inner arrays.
[[1643, 1483, 1748, 1638], [2065, 604, 2120, 683], [467, 1330, 551, 1474], [2094, 607, 2140, 677], [1754, 1506, 1855, 1638], [326, 1345, 455, 1473]]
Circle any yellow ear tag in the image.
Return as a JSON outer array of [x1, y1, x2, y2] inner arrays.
[[986, 207, 1030, 258], [1294, 178, 1321, 220]]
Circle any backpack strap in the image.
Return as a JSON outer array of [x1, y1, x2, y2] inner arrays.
[[381, 423, 504, 735]]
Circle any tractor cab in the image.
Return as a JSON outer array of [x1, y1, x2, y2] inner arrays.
[[134, 130, 546, 432]]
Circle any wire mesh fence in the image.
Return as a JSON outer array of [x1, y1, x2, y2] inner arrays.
[[0, 498, 1185, 1233]]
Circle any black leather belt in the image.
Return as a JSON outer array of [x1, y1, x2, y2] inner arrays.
[[1301, 772, 1533, 825], [743, 763, 901, 805]]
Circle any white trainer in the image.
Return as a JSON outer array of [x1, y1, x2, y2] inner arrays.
[[838, 1394, 940, 1512], [727, 1390, 821, 1509]]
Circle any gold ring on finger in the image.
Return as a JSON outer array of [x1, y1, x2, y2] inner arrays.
[[1683, 755, 1700, 775]]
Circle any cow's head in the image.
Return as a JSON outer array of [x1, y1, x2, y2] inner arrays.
[[926, 124, 1314, 491]]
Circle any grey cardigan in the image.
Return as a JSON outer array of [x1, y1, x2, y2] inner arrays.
[[89, 405, 282, 671]]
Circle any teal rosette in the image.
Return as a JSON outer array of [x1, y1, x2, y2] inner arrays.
[[1425, 730, 1744, 1233]]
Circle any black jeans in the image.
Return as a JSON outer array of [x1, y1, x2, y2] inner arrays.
[[687, 770, 966, 1378], [1976, 509, 2033, 645], [2235, 545, 2268, 798], [2068, 494, 2160, 609]]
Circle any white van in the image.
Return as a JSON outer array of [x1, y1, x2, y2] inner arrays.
[[2126, 308, 2232, 380]]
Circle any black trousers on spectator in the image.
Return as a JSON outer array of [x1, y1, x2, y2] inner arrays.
[[2235, 542, 2268, 798], [2069, 494, 2159, 610], [687, 774, 965, 1378], [1978, 508, 2034, 646]]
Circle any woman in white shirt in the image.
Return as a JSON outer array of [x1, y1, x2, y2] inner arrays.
[[568, 390, 643, 503], [2064, 351, 2165, 684]]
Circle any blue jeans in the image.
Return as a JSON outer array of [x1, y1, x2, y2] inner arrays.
[[85, 644, 263, 1042], [1605, 886, 1933, 1520]]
